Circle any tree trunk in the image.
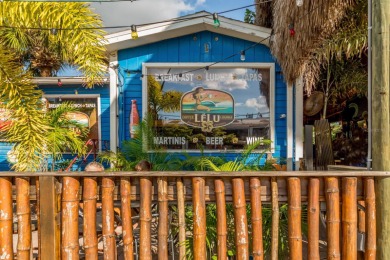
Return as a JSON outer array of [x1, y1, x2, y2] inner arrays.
[[16, 177, 31, 260], [372, 0, 390, 259]]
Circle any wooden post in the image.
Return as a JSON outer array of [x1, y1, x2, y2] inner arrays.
[[342, 177, 357, 260], [0, 177, 13, 260], [121, 177, 134, 260], [308, 178, 320, 260], [61, 176, 80, 259], [40, 176, 60, 260], [157, 177, 169, 260], [325, 177, 340, 260], [137, 161, 152, 260], [271, 177, 279, 260], [176, 177, 186, 260], [192, 177, 206, 260], [215, 178, 227, 260], [232, 178, 249, 260], [372, 0, 390, 258], [83, 162, 103, 260], [16, 177, 31, 260], [102, 176, 116, 259], [365, 177, 376, 260], [250, 177, 263, 260], [287, 177, 302, 260], [358, 200, 365, 260], [36, 177, 41, 260]]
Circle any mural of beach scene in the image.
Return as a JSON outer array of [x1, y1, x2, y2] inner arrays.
[[147, 67, 271, 150]]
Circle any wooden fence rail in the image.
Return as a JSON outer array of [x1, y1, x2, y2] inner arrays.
[[0, 171, 381, 259]]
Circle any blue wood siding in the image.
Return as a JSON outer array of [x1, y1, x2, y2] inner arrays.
[[0, 84, 110, 171], [118, 31, 287, 160]]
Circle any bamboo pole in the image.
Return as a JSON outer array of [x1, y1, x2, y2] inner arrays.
[[36, 177, 41, 260], [83, 176, 98, 259], [250, 177, 263, 260], [102, 176, 116, 260], [358, 200, 365, 260], [137, 160, 153, 260], [83, 162, 104, 260], [214, 178, 227, 260], [120, 177, 134, 260], [271, 177, 279, 260], [365, 177, 376, 260], [192, 177, 206, 260], [308, 178, 320, 260], [0, 177, 13, 260], [176, 177, 186, 260], [287, 177, 302, 260], [325, 177, 340, 260], [61, 176, 80, 259], [232, 178, 249, 260], [158, 177, 169, 260], [342, 177, 357, 260], [16, 177, 32, 260]]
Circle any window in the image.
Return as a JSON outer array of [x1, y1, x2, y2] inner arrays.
[[142, 63, 275, 152], [44, 95, 101, 151]]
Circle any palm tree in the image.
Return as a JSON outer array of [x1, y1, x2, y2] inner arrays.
[[45, 102, 89, 170], [0, 2, 107, 87], [148, 76, 182, 122]]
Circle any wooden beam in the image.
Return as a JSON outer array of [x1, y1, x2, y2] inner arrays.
[[39, 176, 60, 260]]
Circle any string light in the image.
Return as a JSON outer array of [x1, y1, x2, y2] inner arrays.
[[131, 25, 138, 39], [75, 89, 78, 95], [57, 79, 62, 87], [240, 50, 246, 61], [0, 1, 273, 32], [50, 28, 57, 35], [213, 13, 220, 28]]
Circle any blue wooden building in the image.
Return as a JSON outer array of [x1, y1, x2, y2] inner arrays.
[[106, 12, 299, 166], [0, 12, 305, 170]]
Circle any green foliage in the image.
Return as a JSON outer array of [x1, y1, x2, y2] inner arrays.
[[0, 2, 107, 87], [244, 9, 256, 24], [45, 102, 89, 168], [147, 76, 182, 120], [0, 47, 49, 171]]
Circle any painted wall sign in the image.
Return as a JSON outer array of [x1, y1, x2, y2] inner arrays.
[[180, 87, 234, 132], [146, 66, 271, 151]]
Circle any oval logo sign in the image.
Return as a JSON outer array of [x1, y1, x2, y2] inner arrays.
[[180, 87, 235, 132]]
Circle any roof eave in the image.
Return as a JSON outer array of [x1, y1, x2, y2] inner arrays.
[[105, 14, 271, 52]]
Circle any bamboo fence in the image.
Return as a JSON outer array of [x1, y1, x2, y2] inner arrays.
[[0, 171, 382, 259]]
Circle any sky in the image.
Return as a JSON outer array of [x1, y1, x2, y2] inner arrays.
[[90, 0, 255, 32]]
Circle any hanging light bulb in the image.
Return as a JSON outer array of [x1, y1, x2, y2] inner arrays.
[[75, 89, 78, 95], [50, 28, 58, 35], [213, 13, 220, 28], [131, 25, 138, 39], [59, 97, 62, 102], [57, 79, 62, 87], [296, 0, 303, 6], [240, 50, 246, 61]]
